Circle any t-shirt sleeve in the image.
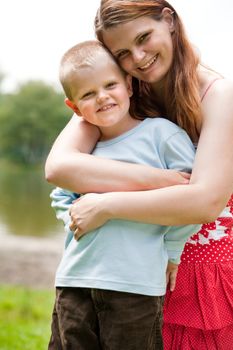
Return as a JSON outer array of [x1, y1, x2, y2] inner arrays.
[[159, 126, 199, 263], [164, 224, 200, 264], [50, 187, 80, 247], [159, 130, 195, 172]]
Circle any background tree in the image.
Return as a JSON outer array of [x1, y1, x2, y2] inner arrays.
[[0, 81, 71, 165], [0, 71, 5, 93]]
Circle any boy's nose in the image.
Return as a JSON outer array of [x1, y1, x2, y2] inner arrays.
[[96, 91, 109, 103]]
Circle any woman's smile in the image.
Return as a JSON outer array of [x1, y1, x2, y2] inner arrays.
[[138, 54, 159, 71]]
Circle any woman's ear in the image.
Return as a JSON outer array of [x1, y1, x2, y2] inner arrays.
[[126, 75, 133, 97], [162, 7, 175, 33], [65, 98, 82, 116]]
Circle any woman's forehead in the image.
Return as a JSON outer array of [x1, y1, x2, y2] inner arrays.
[[103, 16, 156, 51]]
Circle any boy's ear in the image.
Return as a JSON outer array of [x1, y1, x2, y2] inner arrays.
[[126, 75, 133, 97], [65, 98, 82, 116]]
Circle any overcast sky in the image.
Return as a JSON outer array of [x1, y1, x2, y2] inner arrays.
[[1, 0, 233, 92]]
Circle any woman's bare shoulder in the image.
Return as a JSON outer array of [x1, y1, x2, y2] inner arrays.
[[203, 78, 233, 105], [198, 66, 233, 99], [200, 77, 233, 134]]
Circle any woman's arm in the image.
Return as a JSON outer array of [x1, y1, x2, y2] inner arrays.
[[104, 80, 233, 222], [69, 79, 233, 232], [45, 115, 100, 190], [45, 115, 190, 193]]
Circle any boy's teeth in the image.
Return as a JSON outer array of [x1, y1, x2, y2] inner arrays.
[[101, 104, 113, 111]]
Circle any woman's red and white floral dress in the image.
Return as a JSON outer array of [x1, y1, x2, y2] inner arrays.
[[163, 195, 233, 350]]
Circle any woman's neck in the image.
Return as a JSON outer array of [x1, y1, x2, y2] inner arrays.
[[150, 80, 166, 105]]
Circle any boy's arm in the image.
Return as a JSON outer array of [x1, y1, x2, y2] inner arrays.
[[164, 225, 197, 264], [161, 129, 200, 290], [165, 261, 179, 292], [161, 129, 200, 262], [164, 224, 199, 292], [50, 187, 79, 245]]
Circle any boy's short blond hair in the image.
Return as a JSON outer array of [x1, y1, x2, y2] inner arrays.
[[59, 40, 122, 101]]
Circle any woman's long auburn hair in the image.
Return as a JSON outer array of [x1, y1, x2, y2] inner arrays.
[[95, 0, 202, 142]]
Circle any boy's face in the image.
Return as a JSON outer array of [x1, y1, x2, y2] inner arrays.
[[70, 51, 133, 136]]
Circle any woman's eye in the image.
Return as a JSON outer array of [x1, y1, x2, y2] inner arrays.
[[138, 33, 149, 44], [116, 50, 129, 60]]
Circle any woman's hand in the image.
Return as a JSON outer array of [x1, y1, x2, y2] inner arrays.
[[166, 261, 179, 291], [69, 193, 109, 240], [164, 170, 190, 186]]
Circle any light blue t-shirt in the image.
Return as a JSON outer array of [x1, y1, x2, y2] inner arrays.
[[51, 118, 200, 296]]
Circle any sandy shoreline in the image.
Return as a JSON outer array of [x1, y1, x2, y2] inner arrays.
[[0, 230, 64, 289]]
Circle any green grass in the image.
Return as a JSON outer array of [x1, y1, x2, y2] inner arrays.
[[0, 285, 55, 350]]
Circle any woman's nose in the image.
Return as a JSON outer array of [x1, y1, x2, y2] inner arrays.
[[131, 48, 145, 64]]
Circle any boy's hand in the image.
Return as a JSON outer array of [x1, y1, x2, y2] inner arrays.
[[166, 261, 179, 291]]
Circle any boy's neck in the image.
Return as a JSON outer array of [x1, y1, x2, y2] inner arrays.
[[99, 116, 142, 141]]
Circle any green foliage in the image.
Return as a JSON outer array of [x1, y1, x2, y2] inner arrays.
[[0, 71, 5, 93], [0, 285, 54, 350], [0, 81, 72, 165]]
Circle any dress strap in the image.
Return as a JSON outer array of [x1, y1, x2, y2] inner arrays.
[[201, 78, 222, 102]]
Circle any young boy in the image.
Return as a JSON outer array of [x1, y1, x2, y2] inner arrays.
[[48, 40, 199, 350]]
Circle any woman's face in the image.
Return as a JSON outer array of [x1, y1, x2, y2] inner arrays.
[[102, 13, 174, 86]]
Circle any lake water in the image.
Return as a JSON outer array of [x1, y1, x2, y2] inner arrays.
[[0, 164, 64, 237]]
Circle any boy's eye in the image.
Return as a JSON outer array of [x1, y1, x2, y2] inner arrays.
[[106, 82, 117, 88], [82, 91, 94, 99]]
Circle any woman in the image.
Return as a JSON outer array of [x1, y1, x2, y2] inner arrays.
[[45, 1, 233, 348]]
